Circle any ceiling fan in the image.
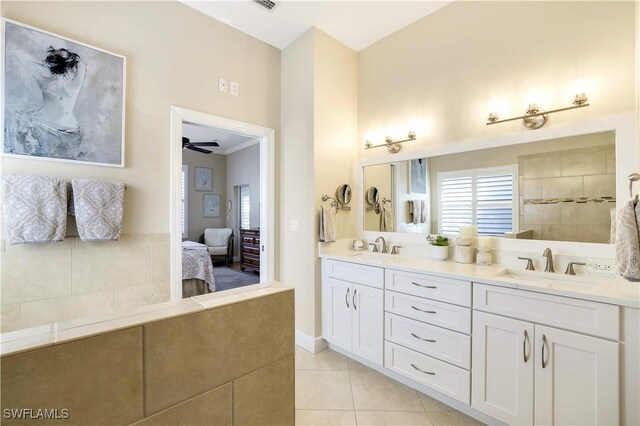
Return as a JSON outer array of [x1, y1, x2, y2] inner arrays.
[[182, 137, 220, 154]]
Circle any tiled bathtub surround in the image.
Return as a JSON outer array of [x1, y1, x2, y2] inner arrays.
[[1, 233, 171, 333], [1, 288, 294, 425], [518, 145, 616, 243]]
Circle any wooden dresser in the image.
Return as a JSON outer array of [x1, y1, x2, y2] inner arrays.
[[240, 228, 260, 273]]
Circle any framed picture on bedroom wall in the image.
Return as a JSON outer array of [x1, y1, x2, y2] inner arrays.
[[409, 158, 428, 195], [194, 167, 212, 191], [203, 194, 221, 218], [2, 19, 126, 167]]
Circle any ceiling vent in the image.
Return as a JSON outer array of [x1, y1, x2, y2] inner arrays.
[[252, 0, 278, 12]]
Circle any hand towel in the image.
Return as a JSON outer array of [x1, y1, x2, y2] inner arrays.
[[72, 178, 125, 241], [319, 205, 337, 243], [420, 200, 428, 224], [380, 204, 387, 232], [616, 200, 640, 281], [1, 174, 67, 244], [411, 200, 421, 225]]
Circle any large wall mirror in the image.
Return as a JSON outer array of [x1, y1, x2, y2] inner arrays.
[[363, 131, 617, 244]]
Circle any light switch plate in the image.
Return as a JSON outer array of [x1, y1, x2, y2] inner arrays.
[[218, 77, 228, 93], [290, 219, 299, 232], [230, 81, 239, 96]]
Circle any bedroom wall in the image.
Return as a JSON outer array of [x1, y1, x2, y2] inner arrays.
[[0, 1, 281, 332], [182, 150, 227, 242], [226, 143, 261, 258]]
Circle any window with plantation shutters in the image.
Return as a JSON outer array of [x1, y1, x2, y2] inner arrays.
[[438, 166, 517, 236], [240, 186, 251, 229], [182, 165, 188, 239]]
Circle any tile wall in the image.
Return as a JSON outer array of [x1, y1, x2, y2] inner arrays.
[[1, 233, 171, 333], [1, 290, 295, 425], [518, 145, 616, 243]]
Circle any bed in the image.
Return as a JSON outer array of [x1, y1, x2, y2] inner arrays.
[[182, 241, 216, 297]]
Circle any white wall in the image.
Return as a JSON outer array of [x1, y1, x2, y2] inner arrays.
[[226, 143, 260, 257], [182, 149, 227, 242]]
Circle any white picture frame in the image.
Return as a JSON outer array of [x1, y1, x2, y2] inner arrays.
[[2, 19, 126, 167], [194, 167, 212, 191], [203, 194, 221, 218]]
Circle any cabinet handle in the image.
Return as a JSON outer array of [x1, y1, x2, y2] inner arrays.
[[353, 289, 357, 310], [523, 329, 529, 363], [541, 334, 548, 369], [345, 288, 350, 308], [412, 282, 437, 289], [411, 305, 436, 314], [411, 363, 436, 375], [411, 332, 436, 343]]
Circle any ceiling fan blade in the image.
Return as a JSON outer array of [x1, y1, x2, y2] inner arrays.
[[190, 141, 220, 147], [188, 145, 213, 154]]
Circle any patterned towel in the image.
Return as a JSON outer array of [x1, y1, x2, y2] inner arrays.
[[616, 200, 640, 281], [72, 178, 125, 241], [319, 205, 337, 243], [2, 174, 67, 244]]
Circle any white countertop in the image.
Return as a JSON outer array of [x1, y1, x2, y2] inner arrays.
[[320, 251, 640, 309], [1, 282, 292, 357]]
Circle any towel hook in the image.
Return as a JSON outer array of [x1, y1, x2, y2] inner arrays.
[[629, 173, 640, 201]]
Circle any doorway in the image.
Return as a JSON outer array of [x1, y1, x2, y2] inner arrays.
[[169, 107, 275, 300]]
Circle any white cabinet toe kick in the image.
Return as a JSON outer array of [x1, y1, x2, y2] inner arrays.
[[321, 258, 639, 426]]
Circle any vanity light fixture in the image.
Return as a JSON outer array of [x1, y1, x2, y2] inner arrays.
[[365, 131, 416, 153], [486, 93, 590, 130]]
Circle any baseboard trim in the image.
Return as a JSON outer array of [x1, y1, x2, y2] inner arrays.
[[295, 330, 328, 354]]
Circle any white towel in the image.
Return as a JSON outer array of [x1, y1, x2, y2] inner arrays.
[[409, 200, 427, 225], [616, 200, 640, 281], [1, 174, 67, 244], [420, 200, 428, 224], [182, 241, 208, 250], [319, 205, 337, 243], [380, 204, 387, 232], [72, 178, 125, 241]]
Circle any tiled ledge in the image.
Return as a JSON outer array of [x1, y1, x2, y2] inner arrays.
[[1, 281, 291, 357]]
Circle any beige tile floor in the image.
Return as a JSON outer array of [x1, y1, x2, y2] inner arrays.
[[295, 346, 485, 426]]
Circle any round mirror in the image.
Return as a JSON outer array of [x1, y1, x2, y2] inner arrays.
[[366, 187, 380, 205], [336, 184, 352, 205]]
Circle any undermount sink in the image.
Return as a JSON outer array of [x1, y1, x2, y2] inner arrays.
[[496, 268, 599, 285]]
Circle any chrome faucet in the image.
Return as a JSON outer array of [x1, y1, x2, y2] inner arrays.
[[543, 248, 555, 273], [375, 236, 388, 254]]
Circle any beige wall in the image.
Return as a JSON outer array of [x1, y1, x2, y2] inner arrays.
[[358, 1, 635, 162], [226, 143, 260, 257], [182, 150, 227, 242], [281, 28, 358, 337], [1, 1, 280, 332]]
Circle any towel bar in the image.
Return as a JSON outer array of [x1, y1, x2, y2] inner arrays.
[[321, 194, 351, 211]]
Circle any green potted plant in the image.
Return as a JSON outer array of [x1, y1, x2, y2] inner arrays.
[[426, 235, 449, 260]]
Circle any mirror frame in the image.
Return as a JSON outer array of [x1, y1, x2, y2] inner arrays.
[[356, 113, 637, 257]]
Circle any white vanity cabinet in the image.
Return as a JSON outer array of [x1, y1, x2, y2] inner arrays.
[[472, 285, 620, 426], [321, 260, 384, 365]]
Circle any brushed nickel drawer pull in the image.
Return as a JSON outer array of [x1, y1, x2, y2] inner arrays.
[[353, 289, 357, 310], [345, 288, 350, 308], [541, 334, 548, 369], [411, 363, 436, 375], [411, 305, 436, 314], [523, 329, 529, 363], [412, 282, 437, 289], [411, 332, 436, 343]]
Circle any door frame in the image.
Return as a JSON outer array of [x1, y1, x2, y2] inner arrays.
[[169, 106, 275, 300]]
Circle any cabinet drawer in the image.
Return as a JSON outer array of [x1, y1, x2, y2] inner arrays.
[[386, 269, 471, 306], [322, 260, 384, 289], [385, 290, 471, 334], [385, 341, 470, 404], [385, 313, 470, 369], [473, 283, 619, 339]]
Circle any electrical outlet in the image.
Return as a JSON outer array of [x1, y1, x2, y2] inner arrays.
[[230, 81, 239, 96], [587, 259, 615, 274], [218, 77, 228, 93]]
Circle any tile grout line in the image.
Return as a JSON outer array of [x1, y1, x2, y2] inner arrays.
[[346, 358, 359, 425], [417, 389, 436, 426]]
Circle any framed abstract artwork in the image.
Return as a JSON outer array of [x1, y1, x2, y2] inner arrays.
[[2, 19, 126, 167], [203, 194, 221, 218], [409, 158, 428, 195], [194, 167, 212, 191]]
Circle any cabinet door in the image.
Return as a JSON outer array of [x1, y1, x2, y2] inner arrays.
[[472, 311, 534, 425], [352, 283, 383, 365], [322, 277, 352, 351], [534, 325, 619, 426]]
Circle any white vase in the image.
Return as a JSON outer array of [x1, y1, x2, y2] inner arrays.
[[428, 245, 449, 260]]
